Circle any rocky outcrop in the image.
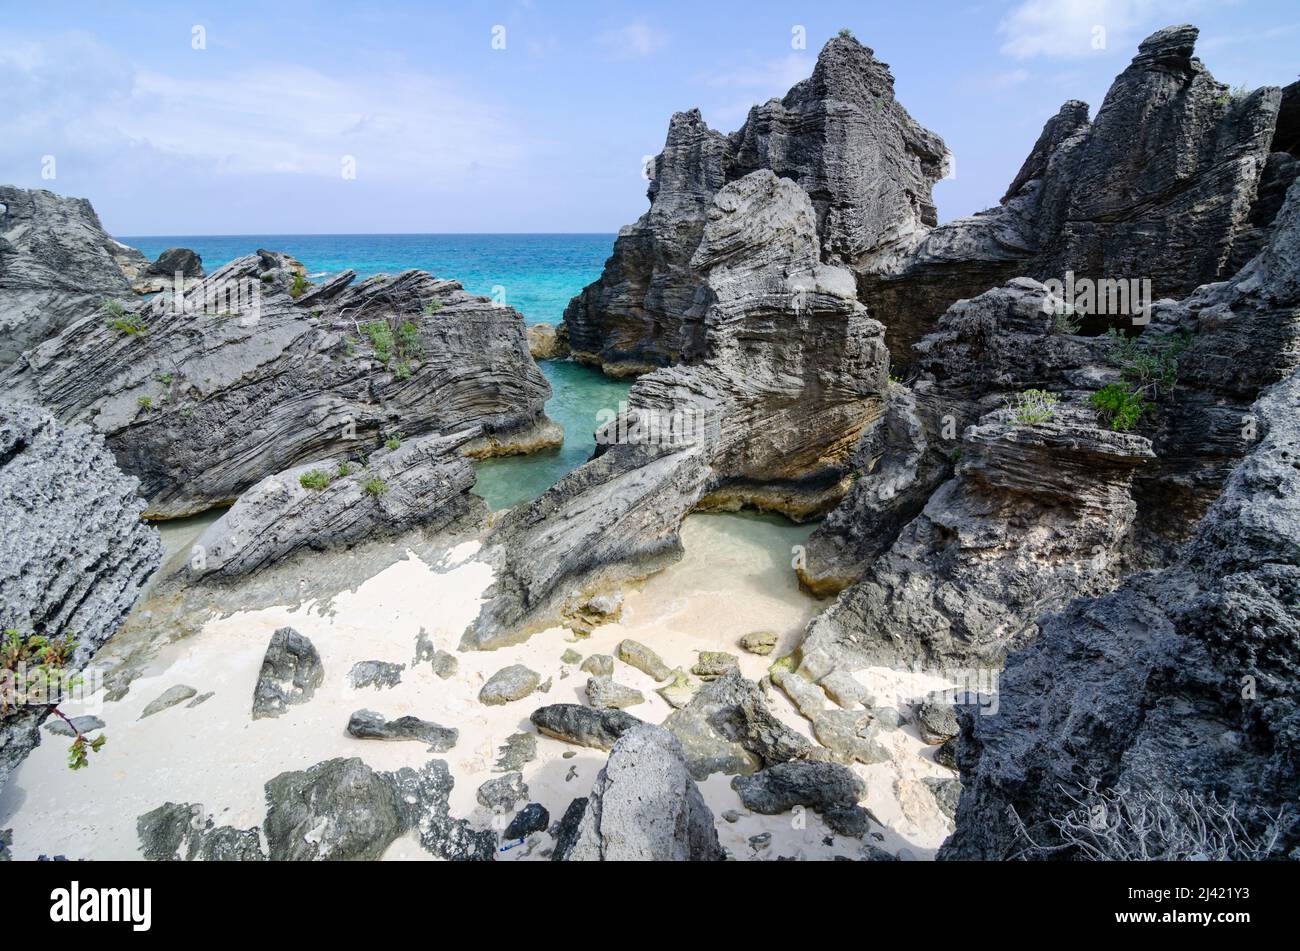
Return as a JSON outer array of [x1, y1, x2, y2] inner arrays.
[[463, 171, 888, 648], [942, 367, 1300, 859], [561, 34, 946, 375], [129, 247, 206, 296], [0, 186, 136, 366], [188, 429, 485, 580], [138, 803, 265, 861], [562, 725, 725, 861], [858, 26, 1286, 361], [3, 251, 554, 517], [0, 401, 161, 791]]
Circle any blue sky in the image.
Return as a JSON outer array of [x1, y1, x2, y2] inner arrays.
[[1, 0, 1295, 235]]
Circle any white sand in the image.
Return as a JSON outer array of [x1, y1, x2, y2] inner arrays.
[[0, 512, 955, 861]]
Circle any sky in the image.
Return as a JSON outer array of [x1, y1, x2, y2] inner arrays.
[[1, 0, 1296, 235]]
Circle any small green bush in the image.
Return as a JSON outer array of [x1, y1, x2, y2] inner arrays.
[[363, 476, 388, 497], [299, 469, 332, 490], [384, 436, 401, 451], [1, 629, 104, 770], [104, 299, 146, 336], [336, 462, 353, 478], [1091, 384, 1148, 431], [137, 395, 153, 410], [289, 270, 310, 299], [423, 299, 443, 315], [362, 320, 395, 364], [1007, 389, 1059, 426]]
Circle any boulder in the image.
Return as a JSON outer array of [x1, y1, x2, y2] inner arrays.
[[503, 803, 550, 840], [530, 704, 644, 750], [478, 665, 541, 705], [138, 803, 265, 861], [251, 627, 323, 719], [585, 675, 645, 711], [345, 710, 458, 752], [730, 760, 867, 815], [348, 660, 404, 690], [476, 772, 528, 814]]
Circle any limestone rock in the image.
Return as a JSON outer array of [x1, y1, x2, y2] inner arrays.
[[739, 632, 778, 656], [479, 665, 541, 705], [138, 803, 264, 862], [345, 710, 458, 752], [494, 733, 537, 772], [348, 660, 404, 691], [251, 627, 323, 719], [730, 760, 867, 815], [476, 772, 528, 814], [616, 639, 671, 680], [580, 654, 614, 677], [563, 725, 725, 861], [529, 704, 644, 750], [691, 651, 738, 681], [140, 685, 197, 719], [585, 675, 645, 711]]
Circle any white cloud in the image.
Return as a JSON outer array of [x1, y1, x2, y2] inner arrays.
[[596, 19, 669, 59], [998, 0, 1213, 59], [698, 54, 813, 127]]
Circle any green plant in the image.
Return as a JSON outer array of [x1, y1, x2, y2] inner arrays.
[[362, 320, 395, 364], [1052, 309, 1083, 335], [423, 299, 443, 315], [838, 27, 854, 38], [137, 395, 153, 410], [384, 436, 401, 451], [104, 299, 146, 336], [949, 448, 962, 464], [158, 373, 172, 385], [336, 462, 353, 478], [1006, 389, 1059, 426], [363, 476, 388, 497], [362, 318, 422, 375], [1, 629, 105, 770], [289, 270, 310, 299], [1090, 384, 1148, 431], [299, 469, 332, 490], [1106, 329, 1188, 401]]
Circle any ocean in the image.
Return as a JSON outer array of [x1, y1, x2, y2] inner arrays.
[[120, 233, 630, 510]]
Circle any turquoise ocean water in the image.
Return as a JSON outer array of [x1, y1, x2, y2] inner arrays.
[[121, 233, 628, 509]]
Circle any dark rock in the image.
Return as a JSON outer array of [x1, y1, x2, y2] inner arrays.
[[252, 627, 323, 719], [923, 777, 961, 820], [563, 725, 725, 861], [935, 737, 958, 771], [0, 400, 160, 790], [823, 805, 873, 838], [916, 701, 959, 745], [503, 803, 550, 840], [345, 710, 457, 752], [549, 797, 588, 861], [529, 704, 645, 750], [143, 248, 204, 279], [137, 802, 264, 861], [730, 760, 867, 815], [348, 660, 403, 690]]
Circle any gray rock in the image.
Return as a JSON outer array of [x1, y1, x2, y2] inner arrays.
[[140, 685, 198, 719], [3, 252, 554, 519], [563, 725, 725, 861], [739, 632, 778, 656], [252, 627, 323, 719], [0, 829, 10, 861], [429, 650, 459, 680], [730, 761, 867, 815], [655, 668, 700, 710], [923, 777, 962, 820], [691, 651, 739, 681], [585, 675, 645, 710], [143, 247, 204, 279], [935, 737, 958, 771], [478, 664, 541, 705], [345, 710, 457, 752], [664, 668, 814, 780], [579, 654, 614, 677], [43, 716, 105, 738], [916, 701, 959, 745], [0, 186, 136, 365], [823, 805, 873, 838], [348, 660, 404, 690], [616, 639, 672, 681], [476, 772, 528, 814], [494, 732, 537, 772], [137, 802, 265, 861], [748, 832, 771, 851], [529, 704, 645, 750], [560, 648, 583, 665], [0, 400, 161, 790], [503, 803, 550, 840], [186, 692, 214, 708]]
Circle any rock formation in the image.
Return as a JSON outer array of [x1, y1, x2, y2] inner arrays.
[[0, 400, 161, 791], [463, 170, 888, 648], [0, 186, 137, 366], [561, 33, 947, 375], [4, 250, 554, 517], [561, 725, 725, 861]]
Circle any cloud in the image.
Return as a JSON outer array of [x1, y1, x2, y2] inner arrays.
[[997, 0, 1213, 59], [698, 53, 813, 127], [596, 19, 669, 59]]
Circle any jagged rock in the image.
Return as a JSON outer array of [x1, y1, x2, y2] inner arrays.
[[476, 772, 528, 814], [562, 35, 946, 374], [503, 803, 550, 840], [616, 639, 671, 680], [529, 704, 644, 750], [144, 248, 203, 279], [549, 797, 588, 861], [3, 253, 554, 518], [0, 186, 136, 365], [580, 654, 615, 677], [916, 702, 959, 745], [494, 733, 537, 772], [188, 429, 485, 580], [251, 627, 323, 719], [463, 171, 888, 648], [526, 323, 566, 360], [664, 668, 814, 780], [731, 760, 867, 818], [739, 631, 777, 656], [263, 756, 489, 861], [478, 665, 541, 705], [824, 805, 873, 838], [691, 651, 738, 681], [770, 668, 889, 765], [942, 368, 1300, 860], [563, 725, 725, 861], [42, 715, 105, 738], [585, 675, 645, 710], [140, 685, 198, 718], [0, 400, 160, 790], [345, 710, 458, 752], [137, 803, 265, 861], [348, 660, 404, 691], [923, 777, 961, 821], [935, 737, 957, 771], [857, 26, 1285, 360]]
